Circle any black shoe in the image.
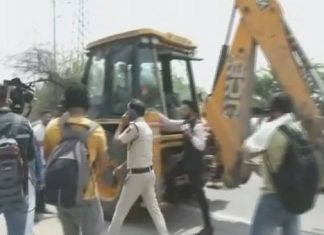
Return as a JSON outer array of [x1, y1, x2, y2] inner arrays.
[[195, 226, 214, 235], [37, 208, 53, 214], [34, 214, 40, 223]]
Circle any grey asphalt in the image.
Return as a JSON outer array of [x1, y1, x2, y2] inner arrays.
[[1, 173, 323, 235]]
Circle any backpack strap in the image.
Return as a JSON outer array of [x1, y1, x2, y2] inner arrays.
[[84, 122, 99, 141], [59, 116, 99, 144], [8, 114, 29, 195], [279, 124, 302, 139], [279, 125, 292, 137]]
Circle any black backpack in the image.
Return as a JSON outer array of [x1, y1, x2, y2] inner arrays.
[[45, 119, 98, 208], [265, 124, 318, 214]]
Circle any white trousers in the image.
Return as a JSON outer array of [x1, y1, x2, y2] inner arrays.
[[107, 171, 169, 235]]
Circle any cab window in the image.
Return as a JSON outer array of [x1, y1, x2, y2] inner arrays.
[[87, 56, 105, 105], [111, 62, 133, 114], [163, 59, 194, 118], [109, 44, 134, 115], [170, 59, 192, 101], [138, 47, 163, 111]]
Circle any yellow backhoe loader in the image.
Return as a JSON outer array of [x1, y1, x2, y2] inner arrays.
[[81, 0, 324, 217]]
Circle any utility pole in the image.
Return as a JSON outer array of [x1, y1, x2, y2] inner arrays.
[[52, 0, 57, 72], [77, 0, 86, 65]]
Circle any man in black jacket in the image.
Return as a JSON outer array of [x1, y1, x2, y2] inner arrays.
[[0, 84, 35, 235], [160, 100, 213, 235]]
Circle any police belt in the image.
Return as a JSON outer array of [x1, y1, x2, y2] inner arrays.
[[127, 166, 153, 174]]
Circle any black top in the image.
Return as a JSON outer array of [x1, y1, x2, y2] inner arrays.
[[182, 118, 204, 171]]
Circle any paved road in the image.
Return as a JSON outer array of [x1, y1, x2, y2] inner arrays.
[[1, 174, 323, 235]]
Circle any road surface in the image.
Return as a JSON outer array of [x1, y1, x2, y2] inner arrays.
[[1, 174, 323, 235]]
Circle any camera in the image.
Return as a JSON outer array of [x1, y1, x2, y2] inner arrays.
[[4, 78, 35, 116]]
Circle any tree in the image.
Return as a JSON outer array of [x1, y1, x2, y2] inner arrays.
[[254, 64, 324, 105], [8, 46, 84, 119], [254, 68, 281, 100]]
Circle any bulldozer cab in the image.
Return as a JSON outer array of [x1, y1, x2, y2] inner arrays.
[[83, 29, 200, 120]]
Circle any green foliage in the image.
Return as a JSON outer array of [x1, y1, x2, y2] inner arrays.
[[31, 62, 84, 120], [254, 68, 281, 100], [254, 65, 324, 105], [172, 75, 206, 101]]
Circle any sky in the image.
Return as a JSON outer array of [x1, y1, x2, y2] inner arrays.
[[0, 0, 324, 90]]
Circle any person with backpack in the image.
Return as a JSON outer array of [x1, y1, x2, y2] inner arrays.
[[43, 82, 108, 235], [107, 99, 170, 235], [0, 84, 36, 235], [244, 93, 318, 235], [160, 100, 213, 235]]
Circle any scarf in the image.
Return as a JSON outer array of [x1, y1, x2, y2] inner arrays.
[[243, 113, 296, 153]]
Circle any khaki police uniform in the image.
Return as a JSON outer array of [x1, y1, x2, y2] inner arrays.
[[107, 118, 170, 235]]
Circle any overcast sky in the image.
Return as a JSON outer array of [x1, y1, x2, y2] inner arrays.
[[0, 0, 324, 90]]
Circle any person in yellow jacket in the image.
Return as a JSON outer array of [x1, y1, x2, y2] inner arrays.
[[44, 83, 108, 235]]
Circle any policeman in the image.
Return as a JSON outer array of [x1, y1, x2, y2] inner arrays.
[[160, 100, 213, 235], [107, 99, 170, 235]]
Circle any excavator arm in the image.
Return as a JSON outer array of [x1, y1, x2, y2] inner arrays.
[[203, 0, 324, 187]]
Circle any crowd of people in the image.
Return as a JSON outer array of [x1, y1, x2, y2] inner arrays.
[[0, 81, 317, 235]]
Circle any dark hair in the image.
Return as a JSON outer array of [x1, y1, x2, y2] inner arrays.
[[63, 82, 89, 110], [0, 85, 8, 102], [182, 100, 198, 113], [41, 110, 51, 116], [270, 93, 294, 114], [129, 99, 146, 116]]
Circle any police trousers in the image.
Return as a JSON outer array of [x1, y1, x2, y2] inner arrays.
[[107, 170, 170, 235]]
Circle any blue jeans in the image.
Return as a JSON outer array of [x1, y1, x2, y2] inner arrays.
[[0, 198, 29, 235], [0, 161, 36, 235], [250, 193, 300, 235]]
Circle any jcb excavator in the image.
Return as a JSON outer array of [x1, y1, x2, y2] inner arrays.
[[82, 0, 324, 216]]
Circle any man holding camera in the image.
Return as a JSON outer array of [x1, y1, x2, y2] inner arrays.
[[107, 99, 170, 235], [0, 84, 35, 235]]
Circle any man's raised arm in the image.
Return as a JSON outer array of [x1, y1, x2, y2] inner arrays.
[[158, 113, 183, 133]]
